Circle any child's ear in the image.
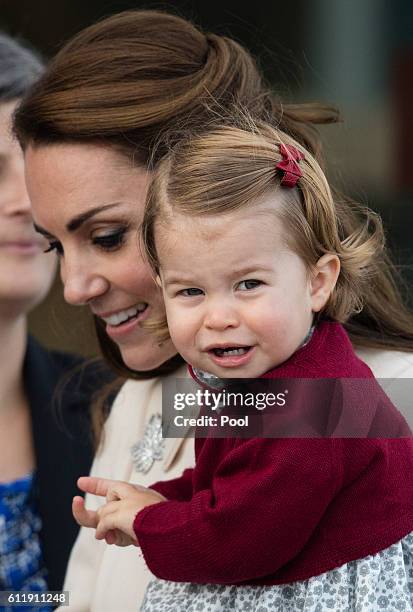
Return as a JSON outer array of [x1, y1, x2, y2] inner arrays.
[[310, 254, 340, 312]]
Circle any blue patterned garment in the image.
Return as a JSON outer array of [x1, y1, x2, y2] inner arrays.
[[0, 473, 52, 612]]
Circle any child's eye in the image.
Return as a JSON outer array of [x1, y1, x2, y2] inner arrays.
[[44, 241, 64, 257], [237, 279, 262, 291], [92, 228, 126, 251], [177, 288, 204, 297]]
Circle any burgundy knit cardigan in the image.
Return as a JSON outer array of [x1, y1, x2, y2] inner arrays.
[[133, 321, 413, 585]]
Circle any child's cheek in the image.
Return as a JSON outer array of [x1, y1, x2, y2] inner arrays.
[[166, 311, 190, 352]]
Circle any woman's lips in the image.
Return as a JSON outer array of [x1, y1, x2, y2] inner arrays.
[[104, 304, 150, 340], [0, 241, 42, 255]]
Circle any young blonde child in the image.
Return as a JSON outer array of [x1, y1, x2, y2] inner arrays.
[[76, 121, 413, 611]]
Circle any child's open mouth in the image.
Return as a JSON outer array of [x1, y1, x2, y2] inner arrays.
[[208, 345, 254, 368], [212, 346, 250, 357]]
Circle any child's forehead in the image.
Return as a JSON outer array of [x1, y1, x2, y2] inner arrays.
[[155, 202, 294, 279], [158, 194, 285, 242]]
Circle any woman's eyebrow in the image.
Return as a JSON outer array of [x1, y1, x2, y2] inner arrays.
[[32, 202, 122, 238], [66, 203, 121, 232]]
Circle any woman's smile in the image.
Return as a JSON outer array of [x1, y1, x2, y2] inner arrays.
[[98, 302, 150, 340]]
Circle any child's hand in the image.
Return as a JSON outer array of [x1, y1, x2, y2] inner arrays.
[[73, 477, 166, 547]]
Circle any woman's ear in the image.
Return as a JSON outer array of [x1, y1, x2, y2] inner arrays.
[[155, 274, 162, 288], [310, 254, 340, 312]]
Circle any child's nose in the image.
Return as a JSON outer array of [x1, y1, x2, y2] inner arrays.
[[203, 301, 240, 331]]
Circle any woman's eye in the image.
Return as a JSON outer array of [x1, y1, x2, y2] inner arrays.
[[92, 229, 126, 250], [178, 288, 204, 297], [237, 279, 262, 291], [44, 241, 64, 256]]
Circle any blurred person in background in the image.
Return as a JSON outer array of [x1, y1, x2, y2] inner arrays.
[[0, 32, 102, 603], [13, 9, 413, 611]]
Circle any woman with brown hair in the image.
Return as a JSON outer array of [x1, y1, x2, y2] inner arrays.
[[13, 8, 413, 610]]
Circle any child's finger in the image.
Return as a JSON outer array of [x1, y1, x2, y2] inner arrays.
[[106, 481, 146, 502], [97, 519, 133, 547], [96, 513, 118, 540], [106, 488, 121, 503], [96, 500, 119, 523], [72, 495, 98, 528], [77, 476, 124, 497], [105, 529, 117, 545], [95, 501, 119, 539]]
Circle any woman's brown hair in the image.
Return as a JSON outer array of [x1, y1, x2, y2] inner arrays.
[[13, 9, 413, 400]]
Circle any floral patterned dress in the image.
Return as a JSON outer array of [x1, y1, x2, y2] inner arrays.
[[140, 533, 413, 611]]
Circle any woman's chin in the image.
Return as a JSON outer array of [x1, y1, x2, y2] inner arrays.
[[120, 340, 177, 372]]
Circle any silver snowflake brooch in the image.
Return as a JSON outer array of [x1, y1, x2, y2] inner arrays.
[[130, 413, 165, 474]]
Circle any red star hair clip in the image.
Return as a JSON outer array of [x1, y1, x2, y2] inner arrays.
[[275, 143, 305, 188]]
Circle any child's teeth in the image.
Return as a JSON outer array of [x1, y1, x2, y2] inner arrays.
[[216, 347, 248, 356]]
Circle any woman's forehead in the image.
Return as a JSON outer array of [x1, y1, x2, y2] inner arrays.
[[25, 143, 150, 230], [25, 141, 137, 176]]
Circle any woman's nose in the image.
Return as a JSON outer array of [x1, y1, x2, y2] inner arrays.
[[61, 258, 109, 306]]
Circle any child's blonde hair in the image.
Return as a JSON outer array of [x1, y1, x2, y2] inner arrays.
[[142, 119, 384, 338]]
